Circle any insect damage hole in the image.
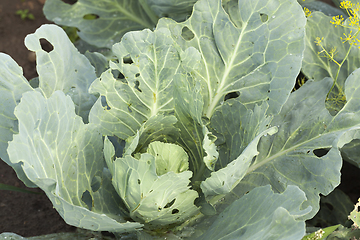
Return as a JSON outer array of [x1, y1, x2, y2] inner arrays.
[[101, 96, 111, 110], [181, 26, 195, 41], [224, 91, 240, 101], [123, 56, 133, 64], [172, 209, 179, 214], [83, 14, 100, 20], [61, 0, 77, 4], [39, 38, 54, 53], [313, 148, 330, 157], [91, 175, 102, 192], [134, 80, 142, 92], [259, 13, 268, 23], [81, 190, 93, 211], [164, 199, 175, 209]]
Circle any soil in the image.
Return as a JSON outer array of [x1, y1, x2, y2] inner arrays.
[[0, 0, 359, 238]]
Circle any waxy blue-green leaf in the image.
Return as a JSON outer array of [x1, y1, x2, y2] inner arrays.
[[158, 0, 306, 118], [197, 185, 311, 240], [89, 27, 195, 139], [24, 24, 98, 123], [299, 1, 344, 16], [0, 53, 34, 187], [228, 69, 360, 219], [146, 0, 197, 20], [43, 0, 159, 48], [7, 91, 141, 232], [199, 100, 273, 197], [104, 138, 199, 228], [172, 67, 212, 181], [210, 100, 272, 170], [201, 126, 277, 197]]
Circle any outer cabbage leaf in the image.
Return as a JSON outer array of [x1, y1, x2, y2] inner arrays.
[[341, 139, 360, 167], [104, 137, 199, 228], [7, 91, 141, 232], [197, 185, 311, 240], [210, 100, 272, 169], [84, 51, 110, 78], [0, 54, 34, 186], [89, 27, 200, 140], [24, 24, 98, 123], [158, 0, 306, 117], [201, 126, 277, 197], [299, 1, 344, 16], [172, 68, 214, 180], [43, 0, 159, 48], [228, 69, 360, 219], [200, 100, 274, 197], [146, 0, 197, 20]]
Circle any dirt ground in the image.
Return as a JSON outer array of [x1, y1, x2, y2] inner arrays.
[[0, 0, 76, 237], [0, 0, 359, 238]]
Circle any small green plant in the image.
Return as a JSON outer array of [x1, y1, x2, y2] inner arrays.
[[15, 9, 35, 20], [312, 1, 360, 113]]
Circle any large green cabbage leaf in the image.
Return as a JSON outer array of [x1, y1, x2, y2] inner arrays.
[[88, 27, 198, 139], [197, 185, 311, 240], [24, 24, 98, 122], [158, 0, 306, 117], [3, 0, 360, 238], [43, 0, 197, 49], [7, 90, 141, 232], [0, 53, 34, 186], [224, 71, 360, 219]]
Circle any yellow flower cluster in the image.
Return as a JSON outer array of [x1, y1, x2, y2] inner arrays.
[[330, 1, 360, 47], [303, 7, 312, 18]]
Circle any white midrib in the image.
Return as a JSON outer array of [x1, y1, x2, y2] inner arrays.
[[205, 22, 247, 118]]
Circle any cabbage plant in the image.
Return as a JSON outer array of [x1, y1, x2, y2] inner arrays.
[[1, 0, 360, 239]]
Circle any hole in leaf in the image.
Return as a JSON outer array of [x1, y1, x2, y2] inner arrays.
[[172, 209, 179, 214], [111, 70, 125, 82], [91, 175, 102, 192], [107, 135, 125, 158], [292, 71, 308, 92], [134, 80, 142, 92], [137, 179, 141, 184], [313, 148, 330, 157], [83, 14, 99, 20], [81, 190, 93, 211], [181, 26, 195, 41], [123, 56, 133, 64], [259, 13, 268, 23], [101, 96, 111, 110], [39, 38, 54, 53], [128, 105, 132, 113], [135, 73, 140, 78], [224, 91, 240, 101], [61, 0, 77, 4], [164, 199, 175, 209]]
